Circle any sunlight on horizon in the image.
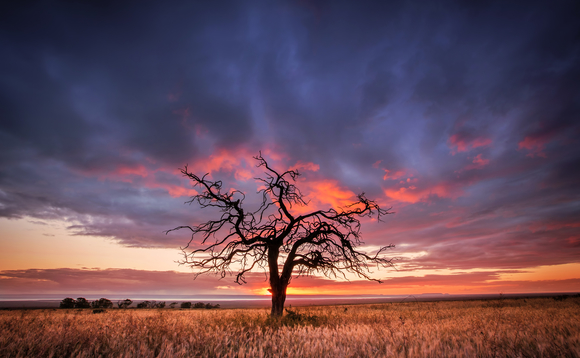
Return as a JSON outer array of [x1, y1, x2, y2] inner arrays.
[[2, 217, 579, 297], [0, 217, 188, 272]]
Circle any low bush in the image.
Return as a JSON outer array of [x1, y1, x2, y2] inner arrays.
[[137, 301, 151, 309], [75, 297, 91, 309], [117, 299, 133, 309], [92, 298, 113, 309], [180, 302, 192, 309], [59, 297, 76, 309]]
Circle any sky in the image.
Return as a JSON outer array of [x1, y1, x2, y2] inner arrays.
[[1, 0, 579, 298]]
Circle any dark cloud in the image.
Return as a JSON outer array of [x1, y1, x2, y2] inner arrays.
[[0, 0, 579, 274]]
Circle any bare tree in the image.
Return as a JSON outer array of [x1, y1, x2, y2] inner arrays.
[[167, 153, 394, 317]]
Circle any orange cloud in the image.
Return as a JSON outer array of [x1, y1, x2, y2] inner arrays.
[[194, 149, 253, 175], [293, 178, 357, 213], [448, 134, 492, 154], [192, 148, 298, 181]]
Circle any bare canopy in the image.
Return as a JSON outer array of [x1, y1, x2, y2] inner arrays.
[[167, 153, 395, 316]]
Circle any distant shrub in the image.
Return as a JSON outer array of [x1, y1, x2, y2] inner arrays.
[[191, 302, 220, 309], [180, 302, 192, 309], [137, 301, 151, 308], [153, 301, 166, 308], [75, 297, 91, 309], [92, 309, 106, 314], [92, 298, 113, 309], [117, 299, 133, 309], [193, 302, 206, 309], [60, 297, 76, 309], [169, 302, 178, 308]]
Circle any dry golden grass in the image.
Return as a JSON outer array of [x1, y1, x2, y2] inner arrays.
[[1, 297, 579, 357]]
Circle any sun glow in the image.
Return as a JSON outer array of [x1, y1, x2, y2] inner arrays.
[[253, 286, 336, 296], [255, 287, 272, 296]]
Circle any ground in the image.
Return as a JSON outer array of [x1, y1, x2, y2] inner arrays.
[[1, 297, 579, 357]]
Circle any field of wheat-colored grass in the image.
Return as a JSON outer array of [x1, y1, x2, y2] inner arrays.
[[1, 297, 579, 357]]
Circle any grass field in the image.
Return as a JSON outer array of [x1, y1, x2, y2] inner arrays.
[[1, 297, 579, 357]]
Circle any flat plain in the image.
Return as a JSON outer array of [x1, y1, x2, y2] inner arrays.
[[1, 297, 579, 357]]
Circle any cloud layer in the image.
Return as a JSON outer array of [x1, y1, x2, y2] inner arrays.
[[0, 1, 579, 283], [2, 267, 578, 296]]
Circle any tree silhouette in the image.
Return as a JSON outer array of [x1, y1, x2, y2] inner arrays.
[[117, 299, 133, 309], [60, 297, 76, 309], [91, 298, 113, 309], [75, 297, 91, 309], [167, 153, 394, 316]]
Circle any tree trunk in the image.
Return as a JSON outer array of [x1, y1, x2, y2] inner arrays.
[[268, 244, 289, 317], [271, 286, 287, 317]]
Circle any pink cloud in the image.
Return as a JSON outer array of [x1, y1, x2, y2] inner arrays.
[[261, 147, 289, 161], [471, 154, 489, 167], [0, 268, 237, 295], [234, 168, 253, 181], [459, 154, 490, 172], [192, 147, 299, 180], [161, 185, 198, 198], [529, 220, 580, 233], [167, 93, 180, 102], [78, 163, 198, 198], [172, 107, 192, 128], [382, 169, 411, 181], [518, 136, 549, 158], [384, 181, 461, 204], [290, 161, 320, 172], [448, 133, 492, 154], [76, 148, 324, 200], [117, 165, 149, 177]]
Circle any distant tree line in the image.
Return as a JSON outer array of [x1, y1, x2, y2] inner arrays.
[[180, 302, 220, 309], [59, 297, 220, 309]]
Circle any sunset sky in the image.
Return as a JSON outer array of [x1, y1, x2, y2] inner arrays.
[[1, 1, 579, 298]]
